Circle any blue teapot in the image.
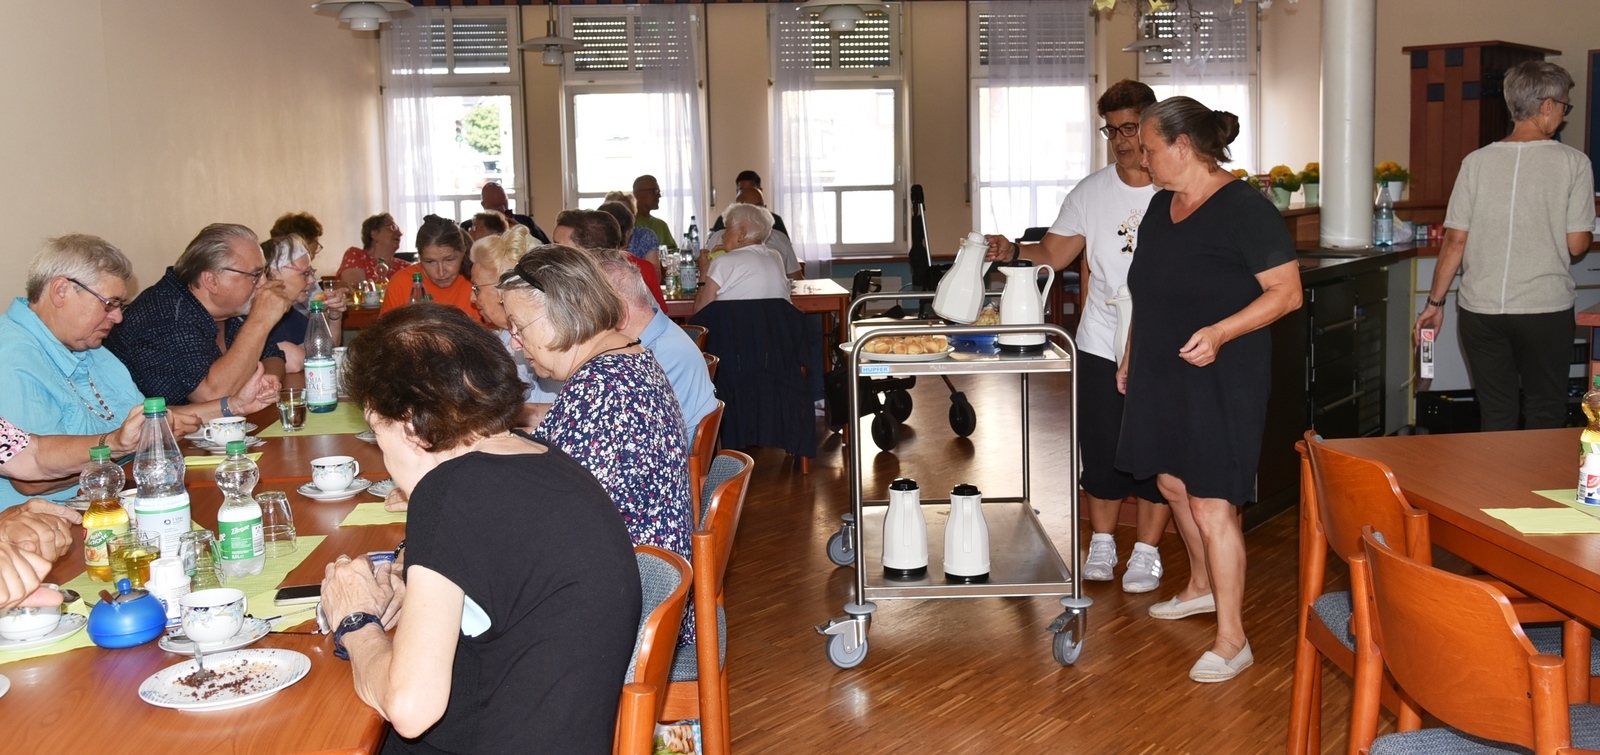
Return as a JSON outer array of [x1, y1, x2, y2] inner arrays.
[[87, 579, 167, 648]]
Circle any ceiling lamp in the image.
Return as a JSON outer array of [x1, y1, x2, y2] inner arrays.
[[312, 1, 412, 32], [1121, 14, 1169, 65], [797, 0, 890, 34], [517, 3, 583, 66]]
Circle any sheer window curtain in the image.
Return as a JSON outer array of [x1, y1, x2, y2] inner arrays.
[[381, 9, 437, 236], [771, 5, 828, 278], [1159, 0, 1256, 172], [978, 0, 1093, 236], [640, 4, 707, 242]]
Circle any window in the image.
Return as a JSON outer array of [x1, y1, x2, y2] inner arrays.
[[1137, 6, 1259, 173], [417, 8, 526, 222], [969, 1, 1095, 235]]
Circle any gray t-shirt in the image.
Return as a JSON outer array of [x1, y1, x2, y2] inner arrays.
[[1444, 139, 1596, 315]]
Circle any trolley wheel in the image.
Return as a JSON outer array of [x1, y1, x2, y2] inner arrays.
[[886, 389, 913, 422], [826, 529, 854, 567], [870, 412, 900, 451], [826, 633, 869, 669], [949, 393, 977, 438], [1053, 628, 1084, 666]]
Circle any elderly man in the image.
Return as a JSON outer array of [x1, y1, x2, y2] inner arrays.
[[590, 247, 716, 444], [706, 186, 800, 278], [553, 209, 669, 312], [694, 204, 791, 313], [631, 175, 676, 251], [106, 223, 299, 406], [464, 183, 549, 244], [0, 234, 276, 507]]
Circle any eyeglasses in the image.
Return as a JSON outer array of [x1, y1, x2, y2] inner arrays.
[[469, 282, 497, 301], [1099, 122, 1140, 139], [506, 313, 548, 344], [1551, 98, 1574, 117], [68, 278, 126, 313], [282, 264, 317, 278], [220, 267, 267, 283]]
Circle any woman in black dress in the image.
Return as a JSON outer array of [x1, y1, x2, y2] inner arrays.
[[1115, 96, 1302, 683]]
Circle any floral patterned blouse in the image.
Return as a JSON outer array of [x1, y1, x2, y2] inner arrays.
[[336, 246, 394, 284], [0, 417, 29, 464]]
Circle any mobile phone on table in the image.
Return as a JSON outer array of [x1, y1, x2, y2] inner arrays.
[[274, 584, 323, 606]]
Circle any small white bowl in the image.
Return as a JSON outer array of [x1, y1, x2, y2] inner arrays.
[[0, 605, 63, 641]]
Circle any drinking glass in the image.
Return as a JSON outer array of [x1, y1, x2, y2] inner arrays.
[[277, 388, 307, 432], [109, 531, 161, 588], [178, 530, 224, 589], [256, 491, 296, 557]]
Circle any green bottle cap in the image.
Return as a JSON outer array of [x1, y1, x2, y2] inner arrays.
[[89, 445, 112, 462], [413, 272, 422, 281], [143, 397, 166, 414], [225, 440, 248, 455], [308, 299, 325, 312]]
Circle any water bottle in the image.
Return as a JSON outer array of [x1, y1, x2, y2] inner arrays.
[[686, 216, 700, 255], [215, 440, 265, 577], [133, 398, 190, 560], [679, 255, 698, 296], [304, 299, 338, 413], [409, 272, 426, 303], [1374, 184, 1395, 246], [81, 445, 129, 582], [664, 252, 682, 298]]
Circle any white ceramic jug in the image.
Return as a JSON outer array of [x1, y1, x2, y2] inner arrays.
[[932, 233, 990, 324], [943, 483, 990, 583], [882, 478, 928, 579], [1108, 284, 1133, 363], [997, 261, 1054, 352]]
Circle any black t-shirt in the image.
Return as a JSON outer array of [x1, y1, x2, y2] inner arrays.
[[386, 444, 641, 755]]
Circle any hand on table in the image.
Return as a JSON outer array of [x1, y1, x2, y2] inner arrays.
[[0, 506, 76, 561], [321, 555, 386, 626], [373, 558, 406, 629], [1179, 325, 1226, 367], [0, 539, 59, 611], [232, 363, 282, 416]]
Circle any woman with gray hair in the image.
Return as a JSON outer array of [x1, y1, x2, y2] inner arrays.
[[1415, 60, 1595, 431], [694, 202, 791, 312]]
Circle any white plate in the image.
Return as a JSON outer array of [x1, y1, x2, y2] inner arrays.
[[192, 436, 266, 454], [159, 617, 270, 654], [0, 613, 87, 651], [860, 347, 955, 363], [297, 478, 372, 502], [367, 479, 396, 498], [183, 424, 258, 441], [355, 430, 378, 444], [138, 648, 310, 711]]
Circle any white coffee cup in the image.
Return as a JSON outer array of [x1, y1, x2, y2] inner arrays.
[[311, 455, 360, 492], [362, 289, 382, 307], [202, 416, 248, 445], [180, 588, 245, 645]]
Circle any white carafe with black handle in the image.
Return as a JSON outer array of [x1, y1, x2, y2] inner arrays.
[[932, 233, 990, 324], [943, 483, 990, 583], [997, 260, 1054, 352], [882, 478, 927, 579]]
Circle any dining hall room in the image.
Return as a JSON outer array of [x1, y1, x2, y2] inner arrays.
[[2, 0, 1600, 753]]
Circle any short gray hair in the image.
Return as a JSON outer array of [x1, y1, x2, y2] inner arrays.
[[497, 244, 623, 352], [1504, 60, 1574, 122], [26, 234, 133, 303], [588, 247, 655, 310], [174, 223, 258, 287], [722, 203, 774, 243]]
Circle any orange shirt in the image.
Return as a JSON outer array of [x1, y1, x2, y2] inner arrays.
[[379, 263, 485, 324]]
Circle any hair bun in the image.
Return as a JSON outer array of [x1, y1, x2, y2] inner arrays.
[[1213, 110, 1241, 146]]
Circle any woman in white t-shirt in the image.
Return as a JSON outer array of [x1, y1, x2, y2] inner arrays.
[[694, 203, 792, 312]]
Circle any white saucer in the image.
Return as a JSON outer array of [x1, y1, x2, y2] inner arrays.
[[297, 478, 372, 501], [138, 648, 310, 711], [192, 436, 266, 454], [184, 423, 258, 441], [355, 430, 378, 444], [0, 613, 87, 651], [367, 479, 396, 498], [159, 617, 270, 654]]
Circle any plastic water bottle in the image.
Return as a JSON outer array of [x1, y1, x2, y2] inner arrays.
[[304, 299, 337, 413], [215, 440, 265, 577], [663, 252, 682, 298], [409, 272, 426, 303], [679, 255, 698, 296], [81, 445, 129, 582], [1580, 376, 1600, 505], [133, 398, 190, 560], [1374, 185, 1395, 246], [686, 216, 700, 255]]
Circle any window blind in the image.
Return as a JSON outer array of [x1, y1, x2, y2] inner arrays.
[[1149, 9, 1249, 64], [977, 11, 1087, 68]]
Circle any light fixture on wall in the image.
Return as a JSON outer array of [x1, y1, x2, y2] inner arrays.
[[797, 0, 890, 34], [1121, 13, 1169, 66], [311, 1, 412, 32], [518, 2, 583, 66]]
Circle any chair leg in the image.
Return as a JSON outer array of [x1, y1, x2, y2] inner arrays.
[[1349, 650, 1382, 755], [1288, 633, 1320, 755], [800, 456, 810, 474], [1309, 673, 1322, 754], [1563, 619, 1591, 704]]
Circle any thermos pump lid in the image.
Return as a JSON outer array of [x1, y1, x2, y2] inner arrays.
[[951, 483, 981, 497], [888, 478, 919, 491]]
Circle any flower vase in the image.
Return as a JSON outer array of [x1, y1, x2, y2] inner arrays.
[[1303, 183, 1319, 207], [1384, 181, 1404, 203], [1270, 186, 1292, 210]]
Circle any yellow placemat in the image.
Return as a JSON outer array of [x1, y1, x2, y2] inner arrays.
[[340, 502, 407, 527], [0, 602, 93, 665], [1483, 508, 1600, 535], [182, 452, 262, 468], [256, 402, 370, 438], [1535, 489, 1591, 509]]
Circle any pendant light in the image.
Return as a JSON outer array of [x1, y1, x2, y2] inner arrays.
[[311, 1, 413, 32], [796, 0, 891, 34], [517, 1, 583, 66]]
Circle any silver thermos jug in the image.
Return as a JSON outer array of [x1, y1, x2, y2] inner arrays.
[[882, 478, 928, 579], [943, 483, 990, 583]]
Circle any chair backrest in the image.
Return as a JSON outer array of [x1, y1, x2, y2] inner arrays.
[[1303, 430, 1429, 563], [681, 324, 709, 351], [626, 546, 692, 690], [1360, 528, 1561, 751], [703, 352, 719, 382], [687, 401, 726, 523]]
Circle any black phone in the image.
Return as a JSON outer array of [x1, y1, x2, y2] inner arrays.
[[273, 584, 322, 606]]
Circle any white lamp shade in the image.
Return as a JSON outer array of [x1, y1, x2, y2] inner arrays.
[[541, 48, 564, 66], [819, 5, 865, 32], [311, 1, 411, 30]]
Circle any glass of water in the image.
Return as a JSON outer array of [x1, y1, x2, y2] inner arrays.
[[277, 388, 307, 432]]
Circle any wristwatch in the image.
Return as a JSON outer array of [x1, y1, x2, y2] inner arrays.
[[332, 611, 383, 660]]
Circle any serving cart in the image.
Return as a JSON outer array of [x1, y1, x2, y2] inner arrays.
[[816, 292, 1089, 669]]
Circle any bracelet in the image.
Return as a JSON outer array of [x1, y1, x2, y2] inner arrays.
[[97, 432, 110, 451], [1425, 297, 1446, 308], [1010, 241, 1021, 262], [220, 396, 232, 418]]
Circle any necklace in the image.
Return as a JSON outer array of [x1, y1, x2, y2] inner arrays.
[[596, 338, 643, 358], [66, 370, 117, 421]]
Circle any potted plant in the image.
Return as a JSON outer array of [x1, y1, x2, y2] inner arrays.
[[1299, 162, 1319, 207], [1375, 161, 1409, 203], [1268, 165, 1301, 210], [1231, 168, 1262, 191]]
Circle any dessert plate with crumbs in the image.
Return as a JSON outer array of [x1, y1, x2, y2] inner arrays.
[[138, 648, 310, 711]]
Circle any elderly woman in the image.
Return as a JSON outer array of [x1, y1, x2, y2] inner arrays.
[[1115, 96, 1301, 683], [319, 303, 640, 753], [602, 191, 662, 263], [0, 235, 272, 509], [694, 203, 792, 312], [380, 215, 482, 324], [1415, 61, 1595, 431], [269, 212, 324, 257], [338, 213, 403, 288], [263, 234, 348, 372], [465, 211, 508, 244], [469, 226, 563, 417]]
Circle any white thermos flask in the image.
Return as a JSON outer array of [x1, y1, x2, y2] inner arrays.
[[943, 484, 990, 583], [882, 478, 928, 579]]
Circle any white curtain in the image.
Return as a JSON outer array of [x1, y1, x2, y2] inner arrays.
[[977, 0, 1094, 235], [639, 4, 707, 242], [381, 9, 437, 236], [770, 5, 828, 277], [1159, 0, 1256, 172]]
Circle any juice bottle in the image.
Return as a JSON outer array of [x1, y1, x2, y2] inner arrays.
[[215, 440, 265, 578], [81, 445, 128, 582], [1581, 376, 1600, 505]]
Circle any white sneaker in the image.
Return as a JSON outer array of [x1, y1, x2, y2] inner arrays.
[[1122, 543, 1163, 594], [1082, 535, 1116, 581]]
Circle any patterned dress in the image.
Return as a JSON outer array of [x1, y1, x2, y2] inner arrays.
[[0, 418, 29, 464], [336, 247, 393, 284]]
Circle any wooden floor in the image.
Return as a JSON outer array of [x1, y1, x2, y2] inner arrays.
[[722, 371, 1383, 754]]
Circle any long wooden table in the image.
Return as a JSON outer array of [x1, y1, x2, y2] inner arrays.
[[1324, 428, 1600, 627], [2, 404, 398, 754]]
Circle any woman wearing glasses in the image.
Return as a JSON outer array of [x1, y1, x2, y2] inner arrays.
[[1414, 60, 1595, 431], [262, 233, 348, 372]]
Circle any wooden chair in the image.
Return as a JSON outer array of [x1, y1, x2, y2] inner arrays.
[[681, 324, 710, 351], [1355, 528, 1600, 755], [615, 546, 692, 755], [687, 401, 726, 522], [703, 352, 719, 382], [662, 450, 755, 755]]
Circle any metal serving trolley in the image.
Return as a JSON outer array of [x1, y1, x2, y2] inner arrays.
[[816, 292, 1089, 669]]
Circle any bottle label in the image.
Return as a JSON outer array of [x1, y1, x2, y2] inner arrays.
[[84, 523, 128, 568], [219, 515, 264, 561], [305, 358, 338, 406], [134, 492, 191, 559]]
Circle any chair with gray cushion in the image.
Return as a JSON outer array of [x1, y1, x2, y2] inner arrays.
[[617, 546, 691, 755]]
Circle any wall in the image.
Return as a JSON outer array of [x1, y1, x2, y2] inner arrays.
[[0, 0, 383, 294]]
